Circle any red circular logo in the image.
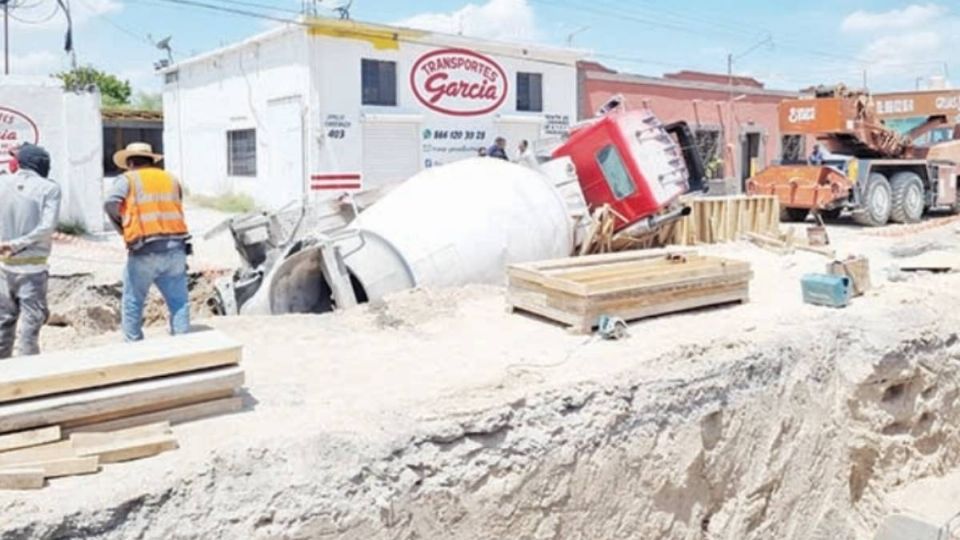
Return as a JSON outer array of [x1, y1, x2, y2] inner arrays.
[[410, 48, 508, 117], [0, 107, 39, 153]]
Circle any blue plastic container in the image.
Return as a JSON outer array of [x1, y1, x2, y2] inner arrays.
[[801, 274, 852, 308]]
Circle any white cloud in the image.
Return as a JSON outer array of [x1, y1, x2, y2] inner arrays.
[[838, 3, 958, 86], [12, 50, 64, 75], [9, 0, 122, 32], [841, 3, 947, 32], [395, 0, 540, 43]]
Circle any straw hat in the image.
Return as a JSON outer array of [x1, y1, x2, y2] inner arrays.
[[113, 142, 163, 170]]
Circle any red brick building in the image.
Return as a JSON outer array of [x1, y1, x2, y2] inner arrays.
[[578, 62, 802, 188]]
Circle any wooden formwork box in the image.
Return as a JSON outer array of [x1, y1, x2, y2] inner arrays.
[[507, 250, 753, 333]]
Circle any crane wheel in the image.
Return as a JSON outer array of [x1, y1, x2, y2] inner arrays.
[[853, 173, 892, 227], [889, 172, 925, 224]]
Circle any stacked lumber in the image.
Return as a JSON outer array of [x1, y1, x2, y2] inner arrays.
[[670, 195, 780, 245], [0, 330, 244, 489], [743, 230, 836, 258], [507, 249, 752, 334]]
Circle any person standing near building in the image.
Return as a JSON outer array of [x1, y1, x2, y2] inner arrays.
[[0, 143, 61, 359], [515, 140, 535, 165], [487, 137, 508, 160], [103, 142, 192, 342], [809, 144, 825, 165]]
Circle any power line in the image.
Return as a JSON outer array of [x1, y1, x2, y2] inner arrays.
[[205, 0, 301, 16], [8, 1, 59, 23], [134, 0, 300, 25], [535, 0, 951, 82], [588, 0, 872, 64], [134, 0, 577, 66]]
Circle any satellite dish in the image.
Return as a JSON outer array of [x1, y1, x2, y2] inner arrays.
[[317, 0, 352, 19], [153, 35, 174, 63]]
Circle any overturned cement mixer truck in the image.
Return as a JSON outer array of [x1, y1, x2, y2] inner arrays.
[[210, 97, 707, 316]]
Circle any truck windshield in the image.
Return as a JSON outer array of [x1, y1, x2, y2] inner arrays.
[[596, 144, 636, 200]]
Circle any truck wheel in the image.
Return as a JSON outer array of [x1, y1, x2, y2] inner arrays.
[[781, 208, 809, 222], [889, 171, 925, 224], [853, 173, 892, 226]]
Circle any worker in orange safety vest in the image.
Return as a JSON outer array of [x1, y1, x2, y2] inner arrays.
[[103, 142, 192, 342]]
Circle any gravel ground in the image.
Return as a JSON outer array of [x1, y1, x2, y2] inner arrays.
[[2, 215, 960, 538]]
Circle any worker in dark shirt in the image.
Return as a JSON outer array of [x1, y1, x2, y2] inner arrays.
[[487, 137, 508, 160], [809, 144, 825, 165]]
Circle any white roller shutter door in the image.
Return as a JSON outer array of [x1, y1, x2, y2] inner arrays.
[[362, 114, 422, 190], [494, 116, 544, 161]]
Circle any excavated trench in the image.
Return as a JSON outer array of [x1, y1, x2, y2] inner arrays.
[[5, 309, 960, 540]]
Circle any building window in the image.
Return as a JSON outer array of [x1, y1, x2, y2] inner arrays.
[[516, 72, 543, 112], [164, 70, 179, 84], [694, 128, 723, 179], [781, 134, 805, 164], [362, 59, 397, 106], [227, 129, 257, 177], [596, 144, 636, 200]]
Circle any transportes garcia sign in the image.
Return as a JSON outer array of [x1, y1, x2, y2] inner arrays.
[[411, 48, 508, 117], [0, 107, 38, 152]]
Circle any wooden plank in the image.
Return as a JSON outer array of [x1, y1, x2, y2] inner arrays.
[[0, 468, 44, 489], [0, 425, 61, 452], [64, 396, 243, 436], [511, 247, 696, 273], [584, 267, 752, 297], [668, 195, 780, 246], [0, 440, 75, 466], [69, 422, 172, 448], [12, 456, 100, 478], [73, 434, 178, 464], [898, 252, 960, 272], [0, 330, 242, 404], [0, 365, 244, 433], [61, 389, 236, 429]]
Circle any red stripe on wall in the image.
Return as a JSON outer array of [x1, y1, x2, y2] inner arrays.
[[311, 174, 362, 181], [310, 183, 362, 190]]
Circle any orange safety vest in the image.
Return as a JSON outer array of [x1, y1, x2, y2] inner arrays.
[[120, 168, 188, 248]]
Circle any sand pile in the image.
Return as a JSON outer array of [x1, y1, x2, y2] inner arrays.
[[45, 272, 220, 336]]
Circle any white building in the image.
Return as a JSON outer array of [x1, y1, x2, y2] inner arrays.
[[0, 77, 104, 232], [162, 17, 581, 209]]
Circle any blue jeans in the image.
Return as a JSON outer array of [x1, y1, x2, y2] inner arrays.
[[122, 247, 190, 342]]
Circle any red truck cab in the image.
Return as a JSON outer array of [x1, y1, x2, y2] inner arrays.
[[552, 107, 703, 231]]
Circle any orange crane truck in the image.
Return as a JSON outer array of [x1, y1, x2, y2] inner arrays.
[[747, 88, 960, 226]]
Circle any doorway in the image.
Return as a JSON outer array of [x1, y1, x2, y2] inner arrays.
[[740, 130, 763, 190]]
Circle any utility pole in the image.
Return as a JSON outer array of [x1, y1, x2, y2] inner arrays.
[[726, 35, 771, 184], [1, 0, 8, 75]]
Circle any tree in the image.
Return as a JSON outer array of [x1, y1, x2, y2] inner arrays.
[[131, 91, 162, 112], [54, 66, 132, 107]]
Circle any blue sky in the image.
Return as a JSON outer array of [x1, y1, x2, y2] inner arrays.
[[7, 0, 957, 94]]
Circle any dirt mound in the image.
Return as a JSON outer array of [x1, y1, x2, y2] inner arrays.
[[46, 272, 220, 336]]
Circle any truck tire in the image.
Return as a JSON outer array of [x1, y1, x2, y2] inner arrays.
[[889, 171, 925, 224], [781, 208, 809, 222], [853, 173, 892, 226]]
